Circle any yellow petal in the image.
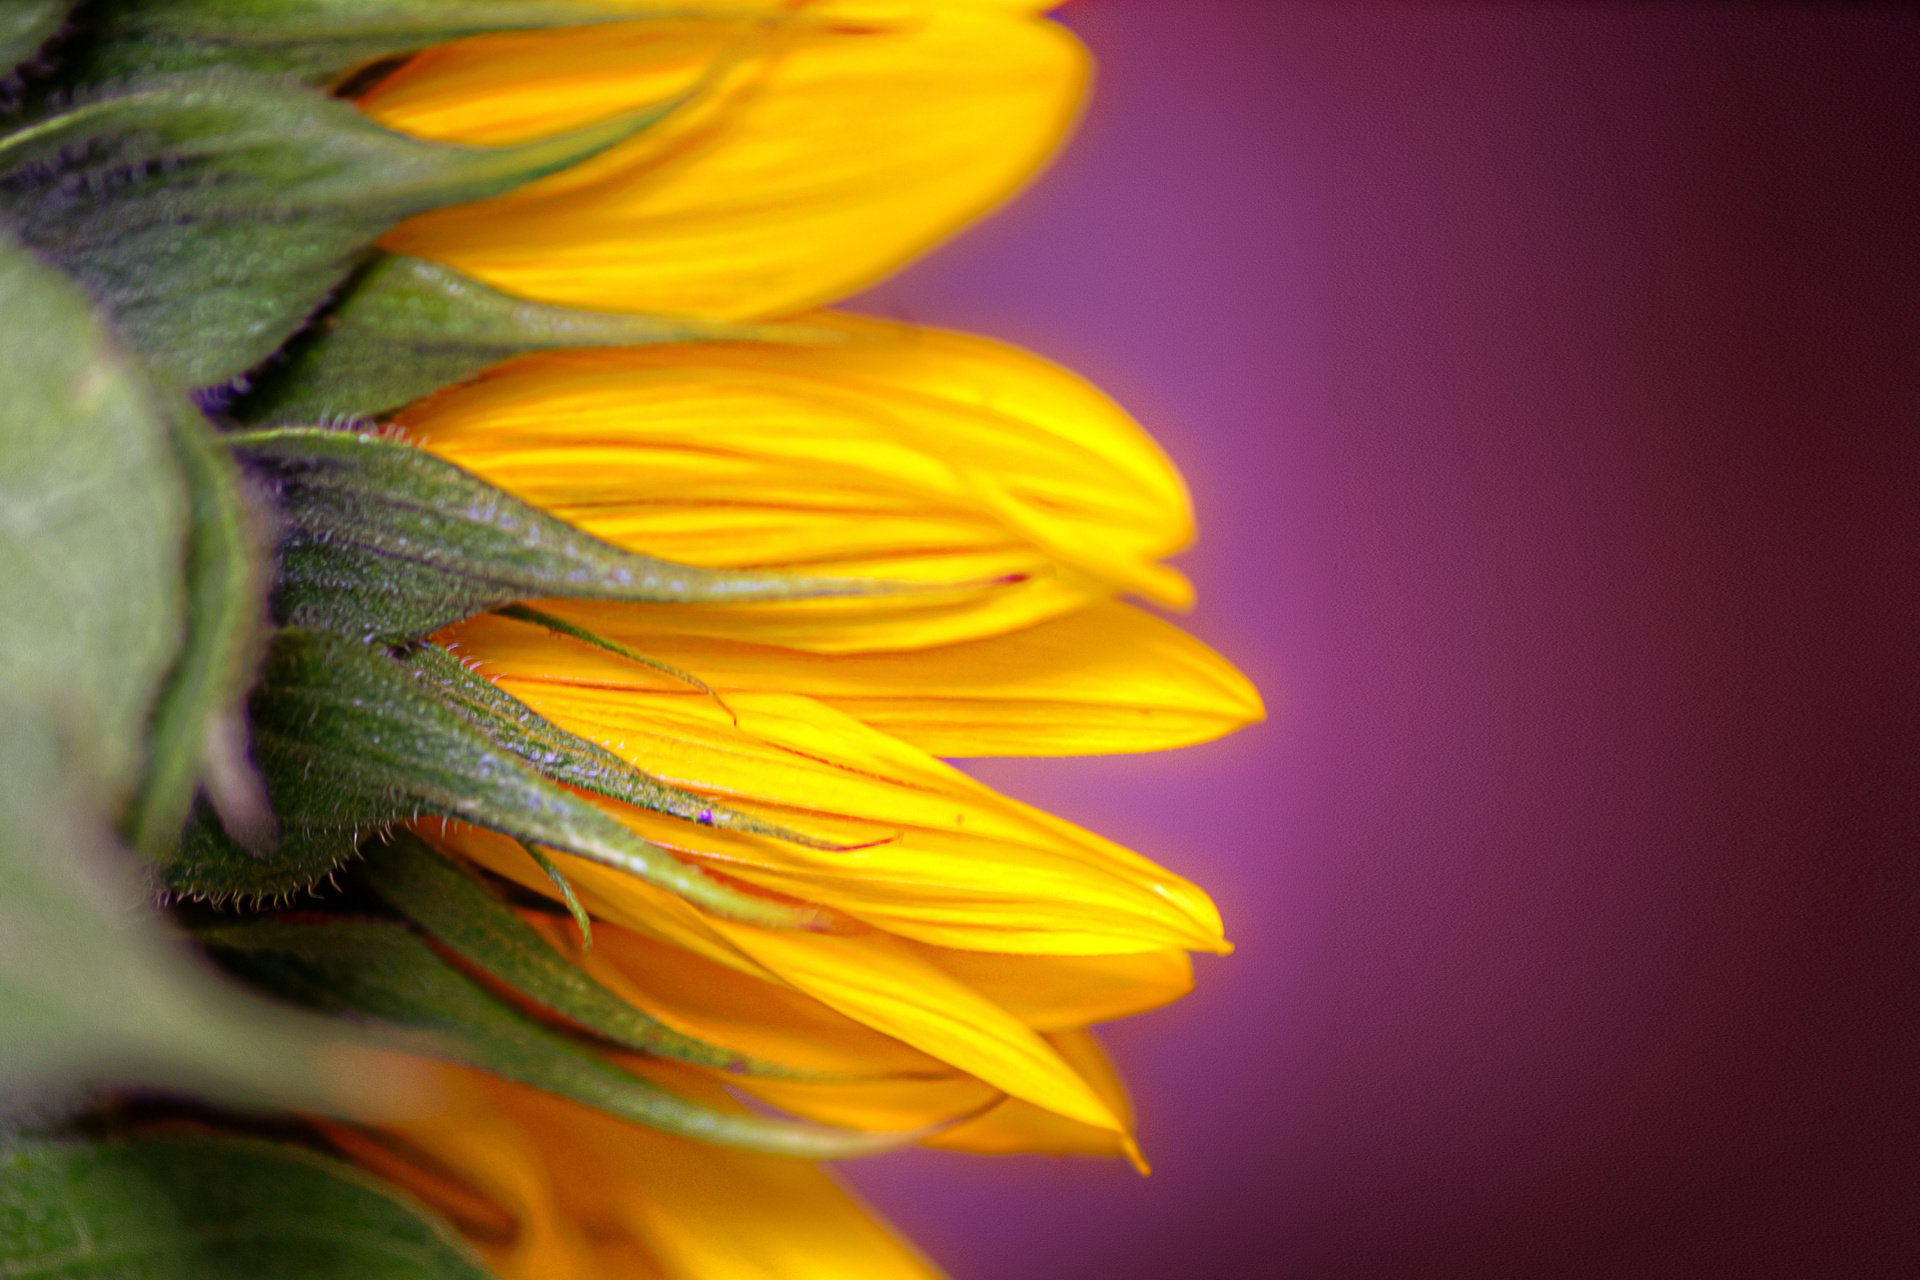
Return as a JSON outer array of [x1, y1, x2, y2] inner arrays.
[[431, 824, 1130, 1134], [904, 943, 1196, 1031], [523, 912, 947, 1077], [732, 1029, 1139, 1163], [468, 681, 1226, 955], [371, 9, 1087, 319], [336, 1065, 943, 1280], [400, 315, 1193, 652], [324, 1070, 613, 1280], [926, 1030, 1139, 1160], [445, 600, 1263, 757]]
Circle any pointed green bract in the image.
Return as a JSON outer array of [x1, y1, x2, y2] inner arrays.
[[397, 640, 844, 851], [0, 1138, 496, 1280], [229, 629, 823, 929], [362, 834, 827, 1078], [0, 73, 674, 388], [169, 796, 354, 906], [204, 918, 920, 1157], [234, 427, 872, 639], [238, 256, 802, 423], [79, 0, 725, 82]]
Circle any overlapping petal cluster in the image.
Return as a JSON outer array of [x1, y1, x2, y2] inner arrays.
[[324, 4, 1260, 1275]]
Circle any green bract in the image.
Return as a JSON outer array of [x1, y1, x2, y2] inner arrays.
[[0, 73, 670, 388]]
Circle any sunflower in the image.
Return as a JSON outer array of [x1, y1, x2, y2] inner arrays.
[[0, 3, 1258, 1278]]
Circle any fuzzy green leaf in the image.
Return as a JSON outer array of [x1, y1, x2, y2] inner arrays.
[[237, 255, 795, 423], [0, 1137, 496, 1280], [1, 1, 68, 76], [77, 0, 703, 82], [171, 628, 821, 929], [205, 917, 916, 1157], [362, 833, 821, 1077], [0, 73, 669, 388], [233, 427, 868, 639]]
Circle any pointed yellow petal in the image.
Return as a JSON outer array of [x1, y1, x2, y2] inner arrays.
[[430, 824, 1129, 1134], [400, 316, 1194, 652], [925, 1030, 1139, 1161], [446, 600, 1263, 757], [470, 680, 1226, 955], [728, 1029, 1139, 1162], [371, 9, 1087, 319]]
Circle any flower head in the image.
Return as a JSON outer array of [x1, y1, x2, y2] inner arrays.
[[0, 3, 1259, 1277]]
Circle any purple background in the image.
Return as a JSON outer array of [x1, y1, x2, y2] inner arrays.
[[847, 4, 1919, 1277]]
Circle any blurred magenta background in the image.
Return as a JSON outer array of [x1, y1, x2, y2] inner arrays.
[[848, 4, 1918, 1278]]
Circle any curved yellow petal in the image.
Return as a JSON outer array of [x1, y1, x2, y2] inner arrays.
[[371, 9, 1087, 319], [401, 317, 1193, 652], [469, 680, 1225, 954], [431, 824, 1129, 1134], [336, 1065, 942, 1280], [446, 600, 1262, 757]]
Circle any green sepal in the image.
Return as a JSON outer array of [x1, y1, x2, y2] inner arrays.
[[233, 427, 868, 639], [203, 917, 919, 1157], [0, 1137, 497, 1280], [179, 627, 822, 929], [0, 72, 671, 388], [237, 255, 802, 423], [1, 1, 68, 76], [127, 406, 271, 858], [361, 833, 825, 1078], [396, 640, 847, 852], [76, 0, 699, 83]]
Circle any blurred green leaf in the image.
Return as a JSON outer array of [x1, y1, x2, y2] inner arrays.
[[237, 256, 792, 422], [234, 427, 870, 639], [0, 229, 188, 808], [1, 1, 68, 75], [0, 706, 359, 1113], [0, 73, 670, 388], [0, 1136, 497, 1279], [0, 229, 377, 1116], [205, 917, 918, 1157]]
